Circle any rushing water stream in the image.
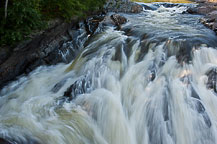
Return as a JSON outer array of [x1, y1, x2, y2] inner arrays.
[[0, 3, 217, 144]]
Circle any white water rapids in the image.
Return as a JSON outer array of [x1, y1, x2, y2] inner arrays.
[[0, 3, 217, 144]]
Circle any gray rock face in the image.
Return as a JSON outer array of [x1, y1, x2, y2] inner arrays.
[[187, 2, 217, 34], [104, 0, 143, 13]]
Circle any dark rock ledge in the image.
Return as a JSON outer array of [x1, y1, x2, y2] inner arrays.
[[0, 0, 142, 90], [0, 20, 79, 89]]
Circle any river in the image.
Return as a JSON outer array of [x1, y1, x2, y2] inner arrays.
[[0, 2, 217, 144]]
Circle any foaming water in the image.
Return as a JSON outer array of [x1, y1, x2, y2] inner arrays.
[[0, 3, 217, 144]]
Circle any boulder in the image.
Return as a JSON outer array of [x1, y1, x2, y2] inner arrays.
[[100, 14, 128, 30], [110, 14, 127, 29], [131, 3, 144, 13]]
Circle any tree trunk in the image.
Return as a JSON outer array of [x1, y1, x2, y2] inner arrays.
[[5, 0, 9, 19]]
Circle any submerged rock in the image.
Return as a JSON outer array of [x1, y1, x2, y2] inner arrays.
[[195, 100, 212, 127], [206, 68, 217, 93]]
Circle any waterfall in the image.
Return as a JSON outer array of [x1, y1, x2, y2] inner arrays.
[[0, 3, 217, 144]]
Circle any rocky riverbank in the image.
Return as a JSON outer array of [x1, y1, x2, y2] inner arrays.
[[187, 1, 217, 34], [0, 0, 142, 90]]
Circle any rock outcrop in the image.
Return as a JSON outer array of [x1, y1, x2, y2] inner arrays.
[[187, 2, 217, 34], [0, 0, 142, 90], [0, 20, 87, 89]]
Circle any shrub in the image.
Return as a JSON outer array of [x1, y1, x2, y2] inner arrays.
[[0, 0, 106, 47], [0, 0, 45, 46]]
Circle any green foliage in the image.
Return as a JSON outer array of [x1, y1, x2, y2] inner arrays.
[[40, 0, 105, 20], [0, 0, 45, 46], [0, 0, 106, 47]]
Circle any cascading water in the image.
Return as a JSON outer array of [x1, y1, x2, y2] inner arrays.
[[0, 3, 217, 144]]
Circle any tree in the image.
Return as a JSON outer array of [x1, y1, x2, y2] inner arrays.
[[5, 0, 8, 19]]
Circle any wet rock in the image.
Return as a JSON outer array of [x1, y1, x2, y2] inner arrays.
[[111, 14, 127, 25], [0, 20, 88, 89], [141, 4, 158, 10], [84, 15, 105, 35], [104, 0, 143, 13], [52, 79, 68, 93], [187, 2, 217, 34], [131, 3, 144, 13], [0, 1, 142, 90], [0, 47, 11, 65], [200, 11, 217, 34], [100, 14, 128, 30], [101, 16, 116, 26], [202, 112, 212, 128], [161, 3, 179, 8], [63, 76, 92, 101], [195, 100, 212, 128], [206, 68, 217, 93], [187, 3, 217, 15], [191, 86, 201, 100], [110, 14, 127, 29]]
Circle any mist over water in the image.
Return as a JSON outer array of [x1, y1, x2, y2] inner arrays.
[[0, 3, 217, 144]]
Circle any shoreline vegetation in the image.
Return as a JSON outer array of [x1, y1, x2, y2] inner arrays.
[[0, 0, 143, 90], [1, 0, 216, 48], [0, 0, 106, 47]]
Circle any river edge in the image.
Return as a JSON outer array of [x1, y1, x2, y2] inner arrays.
[[0, 1, 217, 144], [0, 0, 216, 90], [0, 0, 143, 91], [187, 0, 217, 34]]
